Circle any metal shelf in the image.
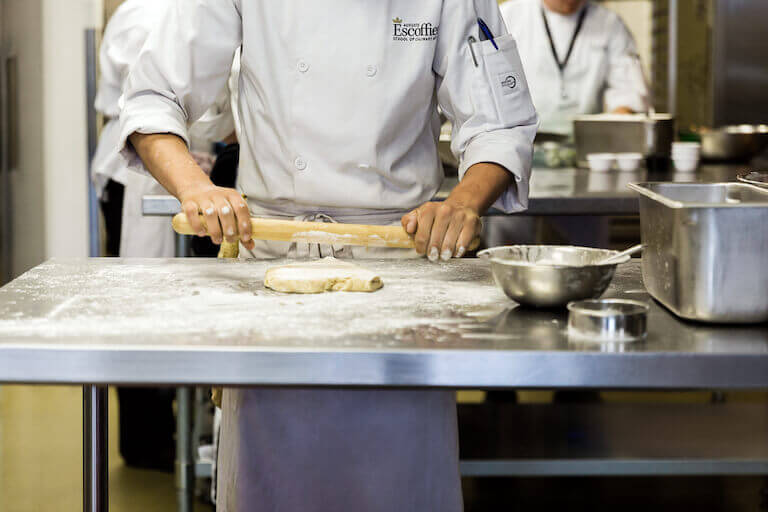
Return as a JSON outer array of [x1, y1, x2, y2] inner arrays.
[[458, 401, 768, 476]]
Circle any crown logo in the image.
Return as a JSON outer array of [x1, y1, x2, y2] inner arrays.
[[392, 17, 403, 24]]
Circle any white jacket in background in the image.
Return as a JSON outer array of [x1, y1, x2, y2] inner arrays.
[[92, 0, 234, 257], [501, 0, 648, 134], [91, 0, 170, 195]]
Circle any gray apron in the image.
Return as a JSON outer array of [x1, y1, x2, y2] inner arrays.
[[216, 207, 462, 512]]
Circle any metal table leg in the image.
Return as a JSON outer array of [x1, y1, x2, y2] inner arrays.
[[174, 235, 195, 512], [176, 387, 194, 512], [83, 385, 108, 512], [175, 233, 190, 260]]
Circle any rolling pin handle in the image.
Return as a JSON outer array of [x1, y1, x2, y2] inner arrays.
[[172, 213, 204, 236]]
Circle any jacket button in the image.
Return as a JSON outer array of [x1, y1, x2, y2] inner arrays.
[[297, 60, 309, 73], [366, 65, 377, 77], [294, 157, 307, 171]]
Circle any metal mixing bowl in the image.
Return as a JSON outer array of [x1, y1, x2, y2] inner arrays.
[[478, 246, 630, 308], [700, 124, 768, 161]]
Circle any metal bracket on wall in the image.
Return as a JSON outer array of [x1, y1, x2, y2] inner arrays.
[[667, 0, 678, 117], [85, 29, 101, 258], [0, 44, 18, 285]]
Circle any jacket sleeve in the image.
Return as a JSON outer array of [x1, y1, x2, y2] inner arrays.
[[603, 14, 648, 113], [433, 0, 538, 214], [118, 0, 243, 167], [95, 23, 150, 118]]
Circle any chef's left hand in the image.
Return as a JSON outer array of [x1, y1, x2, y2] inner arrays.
[[401, 162, 515, 262], [401, 199, 481, 262]]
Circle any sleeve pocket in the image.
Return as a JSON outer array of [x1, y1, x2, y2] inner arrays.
[[473, 35, 536, 126]]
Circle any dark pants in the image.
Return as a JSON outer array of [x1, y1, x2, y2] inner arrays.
[[117, 388, 176, 471]]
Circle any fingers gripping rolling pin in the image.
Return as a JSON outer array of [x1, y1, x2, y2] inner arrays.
[[172, 213, 481, 251]]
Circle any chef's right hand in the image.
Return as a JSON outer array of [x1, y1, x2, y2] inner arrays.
[[178, 183, 255, 249]]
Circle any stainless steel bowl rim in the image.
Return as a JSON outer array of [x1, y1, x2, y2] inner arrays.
[[724, 124, 768, 134], [478, 246, 630, 268], [567, 298, 650, 317]]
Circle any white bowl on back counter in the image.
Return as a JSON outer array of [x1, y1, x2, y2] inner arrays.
[[616, 153, 643, 172], [587, 153, 615, 172]]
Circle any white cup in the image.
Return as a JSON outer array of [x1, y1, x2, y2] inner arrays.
[[587, 153, 615, 172], [672, 150, 700, 158], [672, 142, 701, 149], [673, 156, 700, 172], [671, 142, 701, 158], [615, 153, 643, 172]]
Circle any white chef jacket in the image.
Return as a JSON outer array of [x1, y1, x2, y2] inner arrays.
[[119, 0, 538, 216], [500, 0, 648, 134]]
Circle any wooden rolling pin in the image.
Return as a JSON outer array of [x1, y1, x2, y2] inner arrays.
[[172, 213, 480, 250]]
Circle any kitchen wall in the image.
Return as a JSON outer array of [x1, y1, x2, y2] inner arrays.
[[601, 0, 652, 80], [667, 0, 712, 130], [104, 0, 122, 28], [3, 0, 46, 278], [603, 0, 715, 130], [41, 0, 101, 262], [2, 0, 102, 277], [711, 0, 768, 126]]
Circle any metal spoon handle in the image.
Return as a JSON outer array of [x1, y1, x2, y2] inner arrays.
[[599, 244, 644, 265]]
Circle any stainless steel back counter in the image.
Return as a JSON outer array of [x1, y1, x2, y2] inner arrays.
[[142, 164, 750, 218]]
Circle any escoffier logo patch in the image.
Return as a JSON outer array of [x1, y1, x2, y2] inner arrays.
[[392, 17, 439, 42]]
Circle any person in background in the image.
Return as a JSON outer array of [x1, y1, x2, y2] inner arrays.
[[93, 0, 233, 261], [91, 0, 234, 471], [485, 0, 649, 249], [500, 0, 648, 135]]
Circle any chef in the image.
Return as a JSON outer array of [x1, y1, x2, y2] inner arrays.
[[119, 1, 537, 509], [500, 0, 649, 134]]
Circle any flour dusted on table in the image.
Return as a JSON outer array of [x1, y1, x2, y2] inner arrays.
[[0, 258, 506, 342], [264, 257, 383, 294]]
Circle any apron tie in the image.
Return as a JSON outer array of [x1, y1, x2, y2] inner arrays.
[[288, 213, 354, 259]]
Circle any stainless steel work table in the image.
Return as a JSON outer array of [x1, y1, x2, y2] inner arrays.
[[1, 257, 768, 511]]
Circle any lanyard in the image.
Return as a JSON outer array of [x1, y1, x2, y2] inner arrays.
[[541, 4, 588, 97]]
